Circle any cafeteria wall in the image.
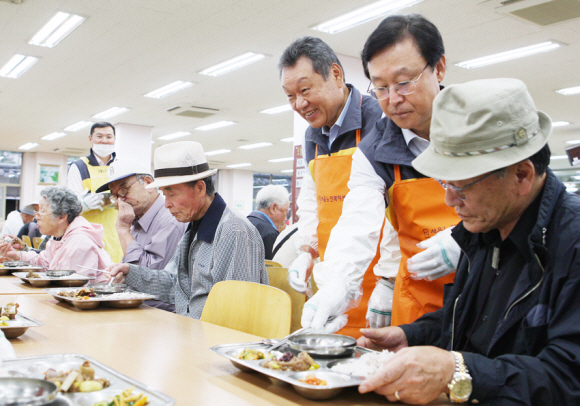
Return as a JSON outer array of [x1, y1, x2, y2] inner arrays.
[[21, 151, 69, 207], [217, 169, 254, 216]]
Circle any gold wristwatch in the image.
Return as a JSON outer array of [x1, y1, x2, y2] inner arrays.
[[448, 351, 472, 403]]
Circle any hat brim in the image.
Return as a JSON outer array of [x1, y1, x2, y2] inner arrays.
[[95, 173, 137, 193], [412, 111, 552, 181], [146, 169, 217, 189]]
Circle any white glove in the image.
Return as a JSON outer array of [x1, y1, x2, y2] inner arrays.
[[301, 281, 349, 333], [366, 279, 394, 328], [288, 251, 313, 294], [81, 188, 104, 212], [407, 227, 460, 281]]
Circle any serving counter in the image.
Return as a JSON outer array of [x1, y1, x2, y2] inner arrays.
[[3, 294, 450, 405]]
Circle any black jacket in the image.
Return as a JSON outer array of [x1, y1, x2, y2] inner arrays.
[[401, 170, 580, 405], [247, 211, 278, 260]]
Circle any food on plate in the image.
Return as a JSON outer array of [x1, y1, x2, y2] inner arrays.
[[330, 350, 394, 378], [237, 348, 265, 360], [26, 271, 41, 278], [58, 288, 97, 299], [91, 386, 150, 406], [1, 302, 19, 320], [298, 374, 327, 386], [261, 351, 320, 371], [44, 360, 110, 393]]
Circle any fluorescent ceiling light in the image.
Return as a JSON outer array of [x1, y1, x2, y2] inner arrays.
[[313, 0, 424, 34], [281, 169, 294, 173], [238, 142, 273, 150], [205, 149, 231, 156], [550, 155, 568, 160], [29, 12, 85, 48], [566, 140, 580, 145], [456, 41, 562, 69], [260, 105, 293, 114], [0, 55, 39, 78], [92, 107, 130, 119], [19, 143, 39, 150], [41, 132, 66, 141], [556, 86, 580, 96], [144, 81, 194, 99], [280, 137, 294, 143], [157, 131, 191, 140], [199, 52, 267, 77], [552, 121, 570, 127], [268, 157, 294, 163], [64, 121, 93, 132], [227, 163, 252, 168], [195, 121, 235, 131]]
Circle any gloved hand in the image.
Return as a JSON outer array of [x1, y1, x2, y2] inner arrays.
[[81, 188, 104, 212], [288, 251, 313, 294], [301, 281, 349, 333], [366, 278, 394, 328], [407, 227, 460, 281]]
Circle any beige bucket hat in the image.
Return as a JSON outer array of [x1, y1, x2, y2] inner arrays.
[[146, 141, 217, 189], [412, 78, 552, 181], [96, 158, 152, 193]]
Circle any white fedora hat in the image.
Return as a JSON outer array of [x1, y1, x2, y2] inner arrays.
[[412, 78, 552, 181], [146, 141, 217, 189], [96, 158, 152, 193]]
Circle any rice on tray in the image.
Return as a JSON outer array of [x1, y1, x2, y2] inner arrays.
[[330, 350, 394, 377]]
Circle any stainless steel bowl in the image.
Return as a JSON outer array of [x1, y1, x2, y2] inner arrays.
[[90, 283, 127, 295], [0, 378, 58, 406], [287, 334, 357, 359], [45, 270, 74, 278]]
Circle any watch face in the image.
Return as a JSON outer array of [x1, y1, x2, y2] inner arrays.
[[453, 379, 473, 399]]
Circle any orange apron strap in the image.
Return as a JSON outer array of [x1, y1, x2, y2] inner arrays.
[[394, 164, 402, 183]]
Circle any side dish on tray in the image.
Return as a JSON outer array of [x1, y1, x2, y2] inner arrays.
[[91, 386, 150, 406], [57, 287, 97, 299], [261, 351, 320, 371], [44, 360, 110, 393], [1, 302, 18, 322]]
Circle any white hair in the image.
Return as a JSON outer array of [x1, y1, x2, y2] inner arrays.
[[256, 185, 289, 210]]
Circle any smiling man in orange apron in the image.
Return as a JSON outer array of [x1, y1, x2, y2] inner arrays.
[[279, 37, 399, 337], [303, 14, 463, 333]]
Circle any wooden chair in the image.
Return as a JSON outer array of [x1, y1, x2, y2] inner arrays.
[[200, 281, 292, 339], [265, 260, 283, 268], [32, 237, 42, 249], [266, 267, 307, 333], [22, 235, 32, 248]]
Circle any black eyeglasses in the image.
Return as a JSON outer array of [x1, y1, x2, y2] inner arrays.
[[110, 178, 139, 203], [367, 63, 429, 100], [436, 169, 503, 200]]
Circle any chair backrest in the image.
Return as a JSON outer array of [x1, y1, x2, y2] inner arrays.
[[200, 281, 292, 339], [32, 237, 42, 249], [265, 260, 283, 268], [266, 267, 306, 333], [22, 235, 32, 248]]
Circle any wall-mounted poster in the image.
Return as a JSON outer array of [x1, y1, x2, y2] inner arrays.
[[38, 164, 60, 185]]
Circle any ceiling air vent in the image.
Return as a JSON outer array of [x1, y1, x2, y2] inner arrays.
[[480, 0, 580, 26], [167, 105, 219, 119], [0, 0, 24, 4]]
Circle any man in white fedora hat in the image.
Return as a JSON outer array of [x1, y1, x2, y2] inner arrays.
[[108, 141, 269, 319], [357, 78, 580, 405], [96, 158, 187, 311]]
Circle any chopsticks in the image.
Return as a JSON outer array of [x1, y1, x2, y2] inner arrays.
[[77, 265, 111, 274]]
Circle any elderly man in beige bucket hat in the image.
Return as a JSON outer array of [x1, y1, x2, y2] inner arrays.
[[356, 78, 580, 405], [108, 141, 269, 319]]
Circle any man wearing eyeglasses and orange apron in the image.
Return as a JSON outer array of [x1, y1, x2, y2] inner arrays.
[[279, 37, 401, 337], [302, 15, 463, 333]]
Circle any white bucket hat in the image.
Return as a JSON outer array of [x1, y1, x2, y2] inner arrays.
[[146, 141, 217, 189], [412, 78, 552, 181], [96, 158, 153, 193]]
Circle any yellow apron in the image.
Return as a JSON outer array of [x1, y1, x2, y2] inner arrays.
[[387, 165, 459, 326], [310, 126, 381, 338], [80, 157, 123, 263]]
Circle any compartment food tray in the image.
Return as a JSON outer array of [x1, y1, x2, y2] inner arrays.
[[43, 287, 157, 310], [0, 265, 44, 275], [0, 354, 174, 406], [0, 312, 43, 339], [13, 272, 94, 288]]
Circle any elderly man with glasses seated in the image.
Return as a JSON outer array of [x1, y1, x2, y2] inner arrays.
[[0, 186, 112, 281]]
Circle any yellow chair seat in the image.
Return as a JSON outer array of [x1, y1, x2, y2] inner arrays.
[[266, 267, 307, 333]]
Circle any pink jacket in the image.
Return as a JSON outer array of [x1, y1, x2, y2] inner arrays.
[[22, 216, 112, 283]]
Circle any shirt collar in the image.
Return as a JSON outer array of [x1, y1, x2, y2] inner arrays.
[[321, 89, 352, 136], [401, 128, 430, 157], [134, 193, 164, 233], [190, 193, 226, 244]]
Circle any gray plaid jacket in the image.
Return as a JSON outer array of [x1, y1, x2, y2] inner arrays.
[[126, 194, 268, 319]]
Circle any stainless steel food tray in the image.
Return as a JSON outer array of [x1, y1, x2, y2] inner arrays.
[[13, 272, 94, 288], [210, 341, 374, 400], [0, 312, 43, 339], [43, 287, 157, 310], [0, 354, 175, 406], [0, 265, 45, 275]]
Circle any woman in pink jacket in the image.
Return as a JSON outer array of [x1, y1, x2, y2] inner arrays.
[[0, 186, 111, 282]]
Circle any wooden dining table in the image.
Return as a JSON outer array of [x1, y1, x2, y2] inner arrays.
[[0, 274, 48, 295], [2, 292, 451, 405]]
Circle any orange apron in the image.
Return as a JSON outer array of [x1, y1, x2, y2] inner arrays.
[[311, 122, 381, 338], [387, 165, 459, 326]]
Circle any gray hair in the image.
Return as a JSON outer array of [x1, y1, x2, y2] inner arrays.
[[278, 36, 344, 80], [256, 185, 289, 210], [40, 186, 82, 224]]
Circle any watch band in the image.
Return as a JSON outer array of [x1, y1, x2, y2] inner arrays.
[[448, 351, 472, 403]]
